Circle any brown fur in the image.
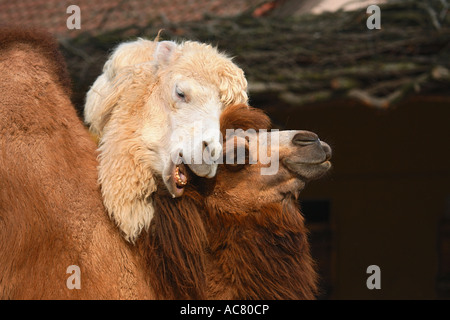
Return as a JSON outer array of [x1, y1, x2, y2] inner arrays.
[[151, 104, 320, 299], [137, 192, 208, 299], [204, 197, 318, 299], [0, 28, 152, 299], [204, 104, 318, 299], [219, 103, 272, 132], [0, 28, 320, 300], [0, 27, 71, 93]]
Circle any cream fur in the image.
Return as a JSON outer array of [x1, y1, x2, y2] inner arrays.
[[84, 38, 248, 242]]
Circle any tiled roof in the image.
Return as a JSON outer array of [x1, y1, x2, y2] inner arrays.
[[0, 0, 262, 38]]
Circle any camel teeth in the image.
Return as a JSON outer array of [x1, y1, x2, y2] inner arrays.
[[174, 166, 187, 187]]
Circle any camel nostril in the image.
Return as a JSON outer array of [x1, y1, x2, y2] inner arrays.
[[203, 141, 217, 158], [292, 131, 319, 146], [203, 141, 210, 151]]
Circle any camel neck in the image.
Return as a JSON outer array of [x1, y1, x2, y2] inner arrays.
[[138, 194, 208, 299], [205, 199, 318, 299]]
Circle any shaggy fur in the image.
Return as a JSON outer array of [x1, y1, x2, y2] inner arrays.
[[0, 29, 324, 300], [137, 192, 209, 299], [0, 28, 153, 299], [205, 104, 319, 299], [196, 104, 318, 299], [204, 198, 318, 299], [142, 104, 325, 299], [85, 38, 248, 242]]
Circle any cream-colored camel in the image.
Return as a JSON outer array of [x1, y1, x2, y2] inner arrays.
[[85, 38, 248, 242]]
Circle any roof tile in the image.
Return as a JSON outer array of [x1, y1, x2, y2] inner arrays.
[[0, 0, 262, 38]]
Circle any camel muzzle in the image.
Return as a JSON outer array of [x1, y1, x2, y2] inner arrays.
[[283, 130, 332, 181]]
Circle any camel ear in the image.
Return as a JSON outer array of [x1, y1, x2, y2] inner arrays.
[[84, 71, 133, 136], [84, 73, 110, 135], [103, 38, 157, 78], [154, 41, 177, 67], [85, 39, 158, 135]]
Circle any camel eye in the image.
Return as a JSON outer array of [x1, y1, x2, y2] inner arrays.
[[175, 87, 186, 101], [223, 146, 248, 172]]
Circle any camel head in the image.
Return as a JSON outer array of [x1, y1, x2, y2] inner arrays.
[[183, 104, 332, 213], [84, 39, 248, 242], [154, 40, 248, 197]]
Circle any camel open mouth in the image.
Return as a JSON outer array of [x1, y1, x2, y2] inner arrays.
[[163, 157, 189, 198], [167, 163, 189, 198], [174, 165, 188, 189]]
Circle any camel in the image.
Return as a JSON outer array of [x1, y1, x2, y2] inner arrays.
[[84, 37, 248, 242], [0, 28, 153, 299], [204, 104, 332, 299], [85, 40, 331, 299], [0, 28, 331, 300], [138, 104, 332, 299]]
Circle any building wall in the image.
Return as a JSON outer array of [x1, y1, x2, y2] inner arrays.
[[259, 96, 450, 299]]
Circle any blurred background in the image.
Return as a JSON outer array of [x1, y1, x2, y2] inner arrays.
[[1, 0, 449, 299]]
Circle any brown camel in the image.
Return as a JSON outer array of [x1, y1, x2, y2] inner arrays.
[[0, 28, 331, 300], [0, 28, 153, 299], [140, 103, 332, 299], [205, 104, 332, 299]]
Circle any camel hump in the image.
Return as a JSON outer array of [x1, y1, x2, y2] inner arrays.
[[0, 27, 72, 93]]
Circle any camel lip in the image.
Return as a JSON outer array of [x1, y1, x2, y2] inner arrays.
[[175, 164, 188, 188], [186, 162, 218, 178], [311, 160, 332, 168], [170, 163, 188, 197], [316, 160, 332, 171], [283, 159, 332, 184], [163, 156, 189, 198], [322, 160, 332, 168], [285, 158, 332, 166]]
